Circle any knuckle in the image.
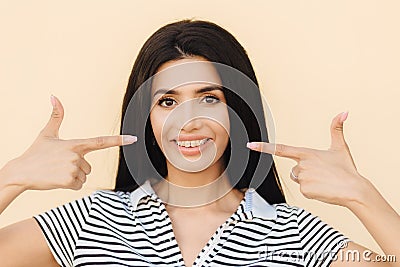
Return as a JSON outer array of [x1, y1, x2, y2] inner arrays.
[[86, 165, 92, 175], [95, 137, 106, 148], [73, 181, 83, 190], [83, 167, 90, 176], [69, 167, 79, 177], [297, 162, 305, 170], [275, 144, 285, 156], [51, 110, 62, 119], [76, 170, 86, 182], [71, 154, 81, 164], [334, 125, 344, 132], [81, 158, 92, 174]]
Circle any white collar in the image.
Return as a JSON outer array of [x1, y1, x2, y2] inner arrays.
[[130, 180, 276, 220], [130, 180, 156, 210]]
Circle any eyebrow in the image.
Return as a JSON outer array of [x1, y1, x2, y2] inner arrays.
[[152, 85, 223, 98]]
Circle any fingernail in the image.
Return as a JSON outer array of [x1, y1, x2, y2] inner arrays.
[[246, 142, 258, 149], [50, 95, 56, 108], [122, 135, 137, 145], [340, 111, 349, 123]]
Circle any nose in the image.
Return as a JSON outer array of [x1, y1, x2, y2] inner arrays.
[[181, 117, 203, 132], [176, 99, 203, 132]]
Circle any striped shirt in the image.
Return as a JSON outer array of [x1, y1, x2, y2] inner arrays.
[[34, 180, 349, 267]]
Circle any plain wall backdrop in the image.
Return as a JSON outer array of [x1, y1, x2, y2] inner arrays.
[[1, 0, 399, 254]]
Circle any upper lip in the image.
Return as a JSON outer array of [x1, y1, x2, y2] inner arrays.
[[172, 135, 211, 142]]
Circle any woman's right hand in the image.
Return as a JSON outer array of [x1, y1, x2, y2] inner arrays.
[[2, 95, 137, 192]]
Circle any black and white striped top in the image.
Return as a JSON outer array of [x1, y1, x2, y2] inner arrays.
[[34, 180, 349, 267]]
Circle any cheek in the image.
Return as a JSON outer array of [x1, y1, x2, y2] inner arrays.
[[150, 111, 164, 142], [211, 119, 230, 146], [219, 127, 230, 146], [219, 110, 230, 141]]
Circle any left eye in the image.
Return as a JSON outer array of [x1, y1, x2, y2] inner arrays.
[[201, 95, 220, 104]]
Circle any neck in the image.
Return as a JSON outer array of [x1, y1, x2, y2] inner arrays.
[[152, 158, 242, 208], [165, 157, 226, 187]]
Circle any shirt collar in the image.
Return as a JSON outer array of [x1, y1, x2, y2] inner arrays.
[[130, 180, 155, 210], [247, 189, 277, 220], [130, 179, 276, 220]]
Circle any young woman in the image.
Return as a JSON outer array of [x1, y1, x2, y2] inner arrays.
[[0, 20, 399, 267]]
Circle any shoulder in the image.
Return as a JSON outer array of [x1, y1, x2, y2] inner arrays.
[[272, 203, 349, 244], [260, 203, 304, 234], [90, 189, 131, 202], [271, 203, 328, 226], [272, 203, 309, 219], [244, 190, 323, 224], [89, 181, 165, 213], [273, 202, 301, 215], [250, 191, 303, 221], [86, 190, 135, 214], [251, 201, 320, 232]]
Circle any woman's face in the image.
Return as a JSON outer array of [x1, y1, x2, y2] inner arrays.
[[150, 57, 230, 173]]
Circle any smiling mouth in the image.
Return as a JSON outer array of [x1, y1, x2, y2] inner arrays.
[[173, 138, 211, 148]]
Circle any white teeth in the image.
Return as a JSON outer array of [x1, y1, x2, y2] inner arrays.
[[199, 139, 208, 145], [176, 138, 209, 147]]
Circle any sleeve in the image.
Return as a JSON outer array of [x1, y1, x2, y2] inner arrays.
[[33, 193, 94, 267], [297, 207, 351, 267]]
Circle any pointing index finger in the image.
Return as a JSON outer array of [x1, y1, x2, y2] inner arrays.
[[74, 135, 137, 154], [246, 142, 306, 160]]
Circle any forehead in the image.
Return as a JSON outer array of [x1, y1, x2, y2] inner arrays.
[[151, 58, 222, 94]]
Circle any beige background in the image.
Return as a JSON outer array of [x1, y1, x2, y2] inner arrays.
[[1, 0, 399, 254]]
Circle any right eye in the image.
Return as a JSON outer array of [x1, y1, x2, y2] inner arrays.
[[157, 97, 177, 108]]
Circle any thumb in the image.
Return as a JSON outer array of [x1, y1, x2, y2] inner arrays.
[[40, 95, 64, 138], [330, 111, 348, 150]]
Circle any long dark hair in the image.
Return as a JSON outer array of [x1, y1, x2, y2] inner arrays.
[[115, 19, 286, 204]]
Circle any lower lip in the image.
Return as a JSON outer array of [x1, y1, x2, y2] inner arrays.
[[172, 139, 212, 156]]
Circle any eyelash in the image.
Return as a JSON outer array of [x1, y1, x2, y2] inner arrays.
[[157, 94, 221, 108]]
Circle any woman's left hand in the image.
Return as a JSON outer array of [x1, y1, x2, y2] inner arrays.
[[246, 112, 371, 207]]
